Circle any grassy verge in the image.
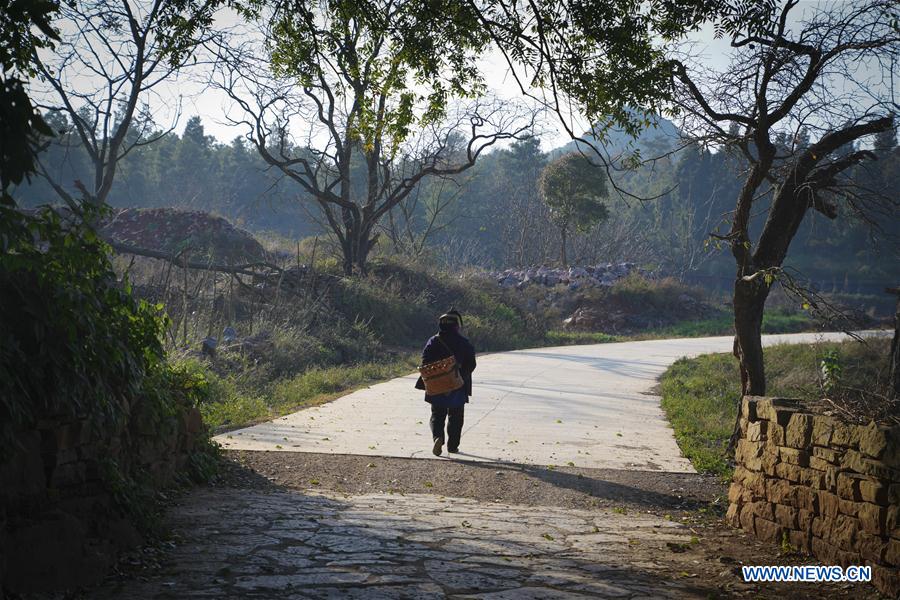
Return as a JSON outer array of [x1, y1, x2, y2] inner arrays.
[[546, 309, 815, 346], [544, 330, 620, 345], [197, 355, 418, 431], [659, 352, 741, 477], [659, 338, 891, 479], [638, 309, 816, 339]]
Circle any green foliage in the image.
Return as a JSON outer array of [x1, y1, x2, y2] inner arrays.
[[0, 32, 224, 528], [0, 0, 59, 74], [545, 331, 619, 345], [0, 205, 167, 458], [186, 434, 221, 484], [0, 201, 221, 529], [201, 357, 418, 430], [645, 308, 816, 339], [0, 78, 54, 198], [660, 338, 892, 477], [268, 0, 486, 148], [479, 1, 722, 140], [100, 360, 219, 531], [781, 530, 798, 555], [648, 316, 734, 338], [156, 0, 261, 66], [144, 358, 213, 418], [100, 457, 162, 535], [0, 0, 59, 200], [820, 349, 842, 395], [539, 152, 609, 234]]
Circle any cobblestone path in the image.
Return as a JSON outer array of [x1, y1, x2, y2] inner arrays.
[[96, 488, 714, 599]]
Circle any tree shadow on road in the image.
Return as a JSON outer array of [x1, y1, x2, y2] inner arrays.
[[451, 452, 724, 513], [89, 458, 723, 600]]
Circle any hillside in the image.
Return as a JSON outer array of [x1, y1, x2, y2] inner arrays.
[[97, 207, 878, 432], [12, 115, 899, 307], [549, 112, 682, 159]]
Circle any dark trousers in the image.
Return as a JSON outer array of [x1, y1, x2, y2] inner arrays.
[[430, 405, 464, 450]]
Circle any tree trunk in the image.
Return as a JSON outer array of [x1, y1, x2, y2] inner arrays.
[[889, 287, 900, 401], [341, 238, 354, 276], [733, 275, 770, 395], [560, 226, 568, 267], [338, 219, 376, 277], [354, 229, 374, 276], [728, 273, 770, 451]]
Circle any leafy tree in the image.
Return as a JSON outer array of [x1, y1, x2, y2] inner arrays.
[[0, 0, 181, 461], [215, 0, 533, 275], [670, 0, 898, 405], [168, 116, 215, 208], [0, 0, 59, 205], [539, 153, 608, 266]]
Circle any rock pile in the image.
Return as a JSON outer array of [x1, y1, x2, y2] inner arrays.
[[493, 263, 644, 290], [100, 207, 267, 264]]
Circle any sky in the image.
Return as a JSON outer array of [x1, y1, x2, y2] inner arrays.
[[137, 7, 738, 151], [146, 23, 573, 149], [36, 1, 872, 152]]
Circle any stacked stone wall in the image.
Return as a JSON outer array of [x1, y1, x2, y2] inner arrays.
[[727, 396, 900, 597], [0, 398, 204, 593]]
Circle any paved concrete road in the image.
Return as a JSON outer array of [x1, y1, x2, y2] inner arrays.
[[216, 332, 879, 471]]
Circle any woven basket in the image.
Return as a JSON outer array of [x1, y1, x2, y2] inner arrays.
[[418, 355, 464, 395]]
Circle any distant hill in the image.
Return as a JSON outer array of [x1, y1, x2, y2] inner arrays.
[[549, 113, 682, 160]]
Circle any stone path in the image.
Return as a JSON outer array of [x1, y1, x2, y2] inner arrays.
[[215, 332, 881, 471], [95, 488, 715, 599]]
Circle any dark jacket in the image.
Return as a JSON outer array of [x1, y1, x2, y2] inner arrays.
[[415, 330, 476, 402]]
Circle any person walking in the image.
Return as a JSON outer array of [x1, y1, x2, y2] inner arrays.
[[415, 310, 476, 456]]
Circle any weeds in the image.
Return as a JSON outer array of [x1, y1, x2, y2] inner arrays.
[[659, 338, 892, 478], [199, 356, 418, 430], [545, 331, 620, 345]]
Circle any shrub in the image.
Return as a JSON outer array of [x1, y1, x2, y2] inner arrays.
[[0, 205, 167, 459], [660, 338, 892, 478]]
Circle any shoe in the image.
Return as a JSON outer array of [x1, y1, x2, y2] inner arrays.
[[432, 438, 443, 456], [448, 447, 459, 454]]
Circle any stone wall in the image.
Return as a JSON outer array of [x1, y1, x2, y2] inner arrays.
[[0, 398, 205, 594], [727, 396, 900, 597]]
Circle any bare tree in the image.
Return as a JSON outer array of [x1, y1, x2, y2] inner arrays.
[[570, 208, 661, 268], [211, 1, 535, 275], [669, 0, 899, 402], [30, 0, 222, 209], [381, 175, 466, 259], [503, 183, 553, 267]]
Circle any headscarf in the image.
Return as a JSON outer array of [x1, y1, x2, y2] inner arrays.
[[438, 309, 463, 332]]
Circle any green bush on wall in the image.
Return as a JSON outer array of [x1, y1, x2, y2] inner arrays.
[[0, 204, 167, 459]]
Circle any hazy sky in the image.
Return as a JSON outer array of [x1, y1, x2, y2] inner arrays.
[[40, 1, 862, 152], [142, 8, 738, 151]]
